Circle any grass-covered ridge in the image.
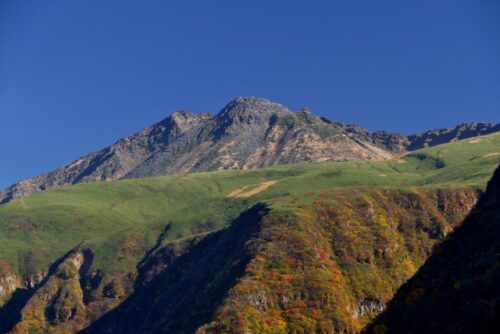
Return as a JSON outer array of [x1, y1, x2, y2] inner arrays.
[[0, 132, 499, 278]]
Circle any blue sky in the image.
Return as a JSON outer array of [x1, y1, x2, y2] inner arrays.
[[1, 0, 499, 189]]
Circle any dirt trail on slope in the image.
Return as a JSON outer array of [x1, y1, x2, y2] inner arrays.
[[228, 180, 278, 198], [468, 138, 485, 143]]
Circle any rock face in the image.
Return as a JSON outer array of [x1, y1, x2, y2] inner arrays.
[[407, 122, 500, 150], [0, 275, 21, 304], [1, 97, 498, 204], [3, 249, 124, 334], [366, 165, 500, 334]]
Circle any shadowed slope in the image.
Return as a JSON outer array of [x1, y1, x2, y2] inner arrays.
[[80, 204, 268, 334], [366, 165, 500, 334]]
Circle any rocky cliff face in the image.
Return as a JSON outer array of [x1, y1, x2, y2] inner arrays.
[[1, 97, 498, 204], [1, 249, 127, 334]]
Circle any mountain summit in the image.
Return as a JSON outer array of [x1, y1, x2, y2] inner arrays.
[[0, 97, 388, 203], [1, 97, 498, 203]]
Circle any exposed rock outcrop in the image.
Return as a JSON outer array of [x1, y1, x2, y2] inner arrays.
[[4, 249, 126, 334], [407, 122, 500, 150], [0, 275, 21, 304]]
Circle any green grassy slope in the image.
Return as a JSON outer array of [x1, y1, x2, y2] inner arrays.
[[0, 132, 499, 279]]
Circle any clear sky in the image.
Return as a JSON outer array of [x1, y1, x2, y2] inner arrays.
[[1, 0, 499, 189]]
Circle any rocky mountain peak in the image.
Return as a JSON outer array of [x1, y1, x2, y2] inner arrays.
[[0, 97, 498, 204], [226, 96, 280, 109], [213, 97, 290, 136], [217, 96, 289, 118]]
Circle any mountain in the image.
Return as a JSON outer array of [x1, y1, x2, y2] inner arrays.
[[366, 164, 500, 334], [407, 122, 500, 150], [0, 97, 393, 203], [2, 97, 498, 204], [0, 133, 499, 333]]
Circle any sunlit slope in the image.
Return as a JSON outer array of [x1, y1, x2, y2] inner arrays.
[[0, 132, 499, 276]]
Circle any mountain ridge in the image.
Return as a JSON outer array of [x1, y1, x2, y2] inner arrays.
[[2, 96, 498, 204]]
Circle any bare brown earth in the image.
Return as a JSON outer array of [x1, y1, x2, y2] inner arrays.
[[227, 180, 278, 198]]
